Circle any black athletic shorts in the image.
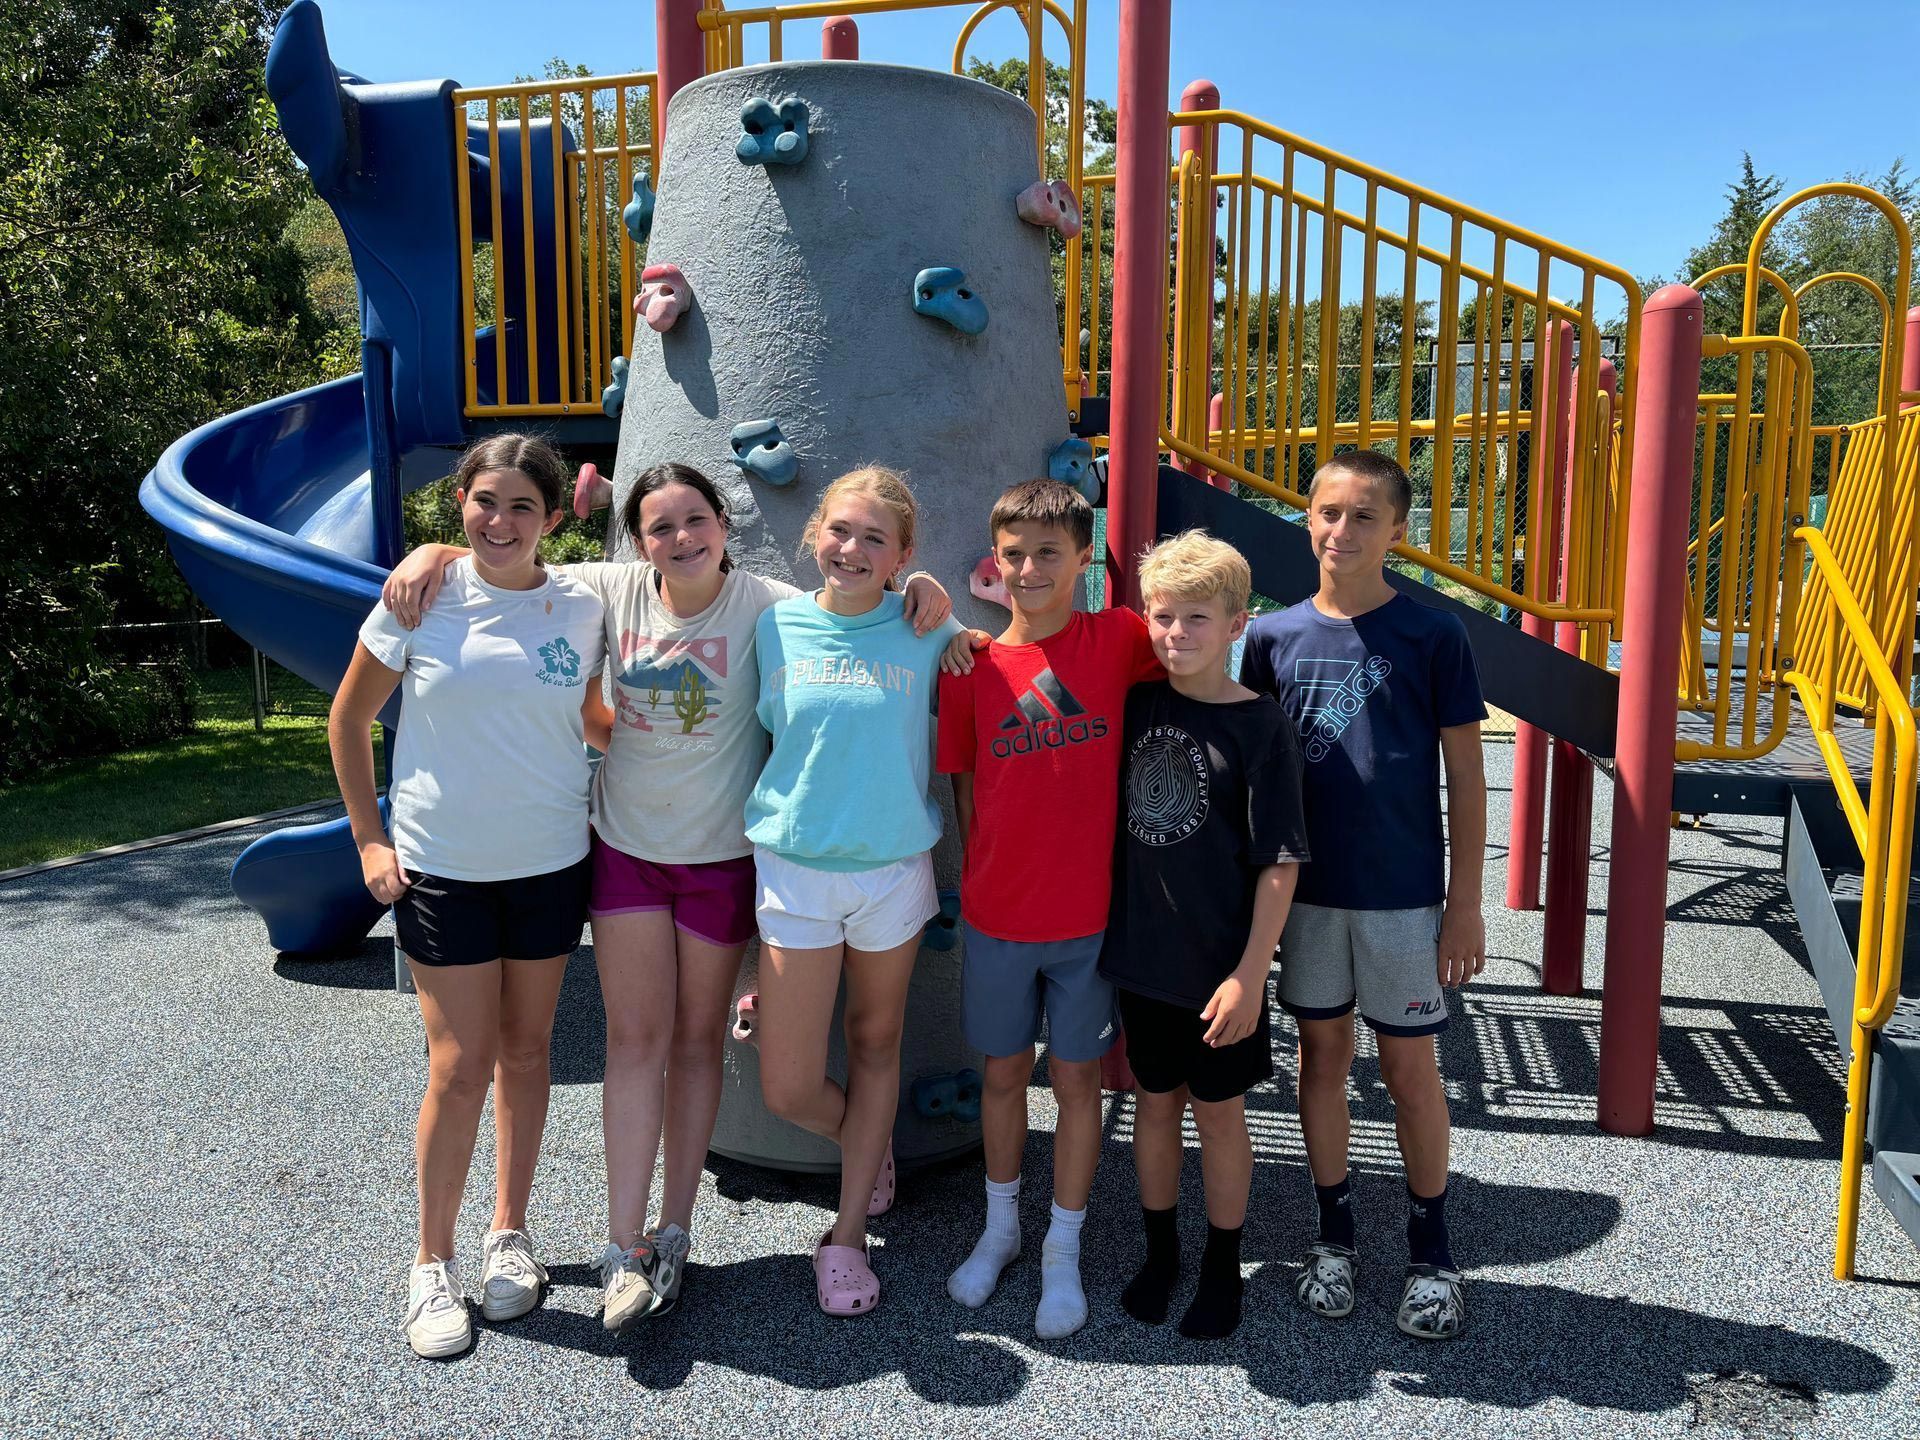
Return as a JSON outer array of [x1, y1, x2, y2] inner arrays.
[[394, 856, 592, 967], [1117, 984, 1274, 1104]]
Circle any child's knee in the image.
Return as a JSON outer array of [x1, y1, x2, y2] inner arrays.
[[1188, 1096, 1247, 1145], [1297, 1019, 1355, 1086], [1376, 1035, 1443, 1105], [1047, 1055, 1101, 1106], [983, 1049, 1034, 1095], [1134, 1085, 1187, 1123]]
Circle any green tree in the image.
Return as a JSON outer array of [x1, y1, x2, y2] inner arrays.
[[0, 1, 342, 782]]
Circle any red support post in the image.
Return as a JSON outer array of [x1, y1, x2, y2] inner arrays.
[[1598, 286, 1704, 1136], [1103, 0, 1173, 607], [1170, 79, 1220, 483], [1903, 305, 1920, 393], [1505, 320, 1574, 911], [1206, 391, 1230, 489], [1542, 355, 1618, 995], [654, 0, 707, 150], [821, 15, 858, 59]]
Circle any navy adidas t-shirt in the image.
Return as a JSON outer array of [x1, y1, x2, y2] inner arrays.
[[1240, 594, 1486, 910]]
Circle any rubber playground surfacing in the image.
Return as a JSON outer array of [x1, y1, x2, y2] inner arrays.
[[2, 746, 1916, 1439]]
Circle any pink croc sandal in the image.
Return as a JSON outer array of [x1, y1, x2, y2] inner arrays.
[[813, 1234, 879, 1316], [866, 1141, 896, 1217]]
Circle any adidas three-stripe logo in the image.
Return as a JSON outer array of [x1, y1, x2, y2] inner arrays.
[[990, 668, 1110, 758]]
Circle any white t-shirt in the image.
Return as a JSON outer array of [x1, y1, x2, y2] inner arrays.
[[565, 562, 797, 864], [358, 559, 607, 881]]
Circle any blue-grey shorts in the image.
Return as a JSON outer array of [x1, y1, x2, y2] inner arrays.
[[961, 923, 1117, 1063]]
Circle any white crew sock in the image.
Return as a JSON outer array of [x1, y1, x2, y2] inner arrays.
[[947, 1175, 1022, 1308], [1035, 1200, 1089, 1339]]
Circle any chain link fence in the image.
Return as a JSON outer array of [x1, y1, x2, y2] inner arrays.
[[94, 614, 331, 734]]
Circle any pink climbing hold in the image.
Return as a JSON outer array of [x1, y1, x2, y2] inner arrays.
[[573, 462, 612, 520], [969, 552, 1009, 609], [731, 992, 758, 1045], [634, 262, 692, 333], [1015, 179, 1082, 240]]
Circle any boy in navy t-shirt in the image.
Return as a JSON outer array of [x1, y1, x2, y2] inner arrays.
[[1240, 450, 1488, 1341]]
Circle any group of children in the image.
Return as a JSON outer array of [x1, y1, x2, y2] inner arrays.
[[329, 436, 1485, 1360]]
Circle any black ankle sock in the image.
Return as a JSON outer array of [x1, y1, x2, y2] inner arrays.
[[1314, 1175, 1355, 1251], [1121, 1205, 1180, 1325], [1407, 1183, 1454, 1269], [1177, 1223, 1245, 1340]]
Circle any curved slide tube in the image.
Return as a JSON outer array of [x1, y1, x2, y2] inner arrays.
[[141, 375, 445, 954]]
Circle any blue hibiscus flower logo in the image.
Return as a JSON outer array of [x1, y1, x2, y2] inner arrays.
[[536, 636, 583, 686]]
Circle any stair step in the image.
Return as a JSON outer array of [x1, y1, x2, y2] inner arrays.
[[1871, 1151, 1920, 1251]]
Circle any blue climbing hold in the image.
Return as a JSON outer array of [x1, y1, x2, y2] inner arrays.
[[911, 1068, 983, 1122], [621, 172, 655, 244], [911, 266, 988, 336], [729, 418, 798, 487], [600, 355, 629, 419], [737, 97, 810, 166], [922, 888, 961, 951], [952, 1068, 983, 1123], [1047, 437, 1098, 503]]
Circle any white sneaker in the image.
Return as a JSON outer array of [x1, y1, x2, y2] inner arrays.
[[598, 1236, 659, 1333], [648, 1224, 692, 1316], [405, 1259, 471, 1359], [480, 1228, 548, 1322]]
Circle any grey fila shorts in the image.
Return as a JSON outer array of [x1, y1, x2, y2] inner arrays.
[[1277, 902, 1448, 1037]]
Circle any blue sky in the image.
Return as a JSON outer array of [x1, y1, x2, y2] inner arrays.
[[303, 0, 1917, 284]]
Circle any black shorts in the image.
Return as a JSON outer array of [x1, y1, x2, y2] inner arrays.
[[394, 856, 592, 968], [1117, 985, 1273, 1104]]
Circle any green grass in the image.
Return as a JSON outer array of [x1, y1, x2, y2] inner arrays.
[[0, 713, 359, 871]]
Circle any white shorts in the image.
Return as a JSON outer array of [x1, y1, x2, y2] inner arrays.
[[753, 848, 938, 952]]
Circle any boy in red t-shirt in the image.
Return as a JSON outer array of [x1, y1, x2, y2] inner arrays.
[[936, 479, 1161, 1338]]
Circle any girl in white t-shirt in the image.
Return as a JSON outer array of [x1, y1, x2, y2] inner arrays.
[[380, 463, 953, 1333], [330, 434, 606, 1359]]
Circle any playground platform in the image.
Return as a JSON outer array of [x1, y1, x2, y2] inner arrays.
[[3, 744, 1915, 1439]]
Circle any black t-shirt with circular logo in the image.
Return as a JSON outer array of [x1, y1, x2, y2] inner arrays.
[[1100, 680, 1311, 1008]]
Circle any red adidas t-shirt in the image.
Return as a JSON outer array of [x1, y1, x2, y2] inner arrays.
[[937, 607, 1162, 941]]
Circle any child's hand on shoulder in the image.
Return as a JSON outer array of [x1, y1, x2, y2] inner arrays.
[[383, 546, 459, 629], [1200, 972, 1262, 1047], [939, 628, 993, 675], [1437, 901, 1486, 987], [902, 572, 953, 635]]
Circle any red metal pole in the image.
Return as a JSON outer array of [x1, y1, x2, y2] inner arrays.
[[1205, 391, 1230, 489], [1103, 0, 1172, 607], [1170, 79, 1219, 483], [821, 15, 858, 59], [654, 0, 707, 150], [1505, 320, 1574, 912], [1902, 305, 1920, 393], [1542, 354, 1618, 995], [1598, 285, 1703, 1136]]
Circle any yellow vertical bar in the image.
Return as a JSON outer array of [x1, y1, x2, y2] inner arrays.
[[455, 93, 478, 415], [1527, 252, 1554, 603], [616, 85, 636, 362], [1691, 403, 1722, 705], [1356, 181, 1379, 449], [1026, 0, 1046, 171], [1289, 195, 1308, 488], [769, 18, 782, 61], [1087, 182, 1104, 392], [568, 153, 584, 400], [1254, 188, 1274, 485], [1468, 280, 1492, 574], [1232, 129, 1254, 476], [550, 89, 570, 407], [1396, 193, 1420, 475], [1483, 239, 1509, 580], [1433, 216, 1463, 569], [488, 99, 508, 408], [1316, 163, 1339, 469], [584, 89, 603, 401], [1219, 174, 1241, 468], [519, 102, 540, 405]]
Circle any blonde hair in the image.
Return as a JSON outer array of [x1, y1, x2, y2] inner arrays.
[[800, 464, 921, 590], [1137, 529, 1252, 616]]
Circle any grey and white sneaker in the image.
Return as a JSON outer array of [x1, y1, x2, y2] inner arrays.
[[405, 1259, 472, 1359], [480, 1228, 548, 1322], [648, 1224, 692, 1316], [1396, 1263, 1465, 1339], [1294, 1242, 1358, 1319], [598, 1236, 660, 1333]]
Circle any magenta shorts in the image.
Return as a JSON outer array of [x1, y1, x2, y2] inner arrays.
[[588, 833, 757, 947]]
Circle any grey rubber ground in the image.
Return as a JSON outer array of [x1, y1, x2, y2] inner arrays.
[[2, 744, 1916, 1437]]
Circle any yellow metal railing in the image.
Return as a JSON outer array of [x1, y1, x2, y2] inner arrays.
[[700, 0, 1091, 401], [454, 73, 656, 417], [1782, 527, 1918, 1280], [1672, 334, 1815, 761], [1153, 108, 1644, 633]]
